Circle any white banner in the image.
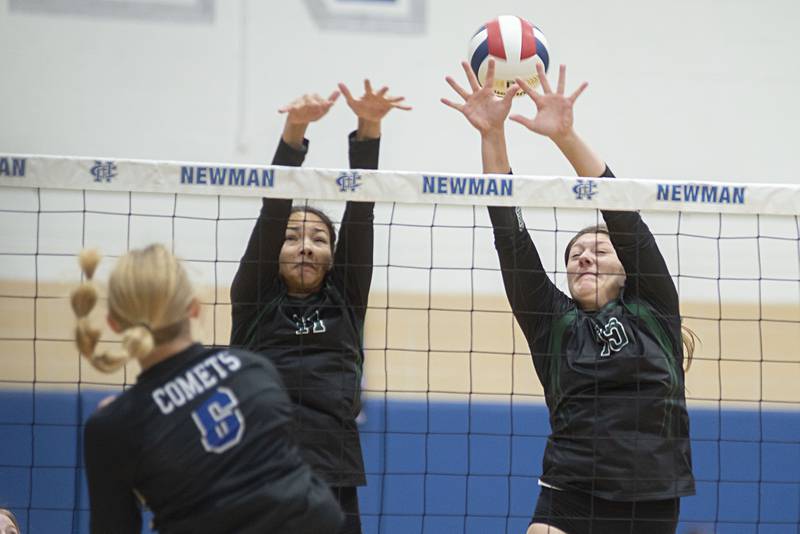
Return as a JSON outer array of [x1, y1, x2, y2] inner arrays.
[[1, 153, 799, 215]]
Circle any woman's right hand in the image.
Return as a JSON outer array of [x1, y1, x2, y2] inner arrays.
[[441, 59, 517, 137], [279, 91, 340, 146], [279, 91, 340, 125]]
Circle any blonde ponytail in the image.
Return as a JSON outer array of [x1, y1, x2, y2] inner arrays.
[[72, 249, 132, 372], [121, 325, 155, 361], [71, 244, 195, 373]]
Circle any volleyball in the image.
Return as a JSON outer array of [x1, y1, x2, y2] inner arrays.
[[468, 15, 550, 97]]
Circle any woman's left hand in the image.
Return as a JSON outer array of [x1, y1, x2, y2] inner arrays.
[[510, 63, 588, 142], [339, 80, 411, 138]]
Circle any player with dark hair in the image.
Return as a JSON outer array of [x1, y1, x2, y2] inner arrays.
[[230, 81, 410, 534], [74, 245, 343, 534], [442, 60, 695, 534]]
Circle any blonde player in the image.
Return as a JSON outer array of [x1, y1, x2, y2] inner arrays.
[[75, 245, 343, 533]]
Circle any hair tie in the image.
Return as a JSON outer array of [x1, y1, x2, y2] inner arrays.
[[135, 323, 154, 334]]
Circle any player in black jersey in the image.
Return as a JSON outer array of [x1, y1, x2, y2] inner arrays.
[[443, 60, 696, 534], [230, 81, 410, 534], [73, 245, 343, 534]]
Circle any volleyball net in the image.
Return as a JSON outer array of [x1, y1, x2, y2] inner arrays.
[[1, 153, 799, 534]]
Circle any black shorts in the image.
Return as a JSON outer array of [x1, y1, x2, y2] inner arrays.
[[531, 486, 680, 534], [333, 486, 362, 534]]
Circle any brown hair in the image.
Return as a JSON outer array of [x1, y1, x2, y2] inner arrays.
[[71, 244, 195, 372], [289, 205, 337, 255], [563, 224, 610, 266], [564, 224, 696, 369]]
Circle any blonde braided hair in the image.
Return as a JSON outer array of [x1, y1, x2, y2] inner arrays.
[[71, 244, 195, 373]]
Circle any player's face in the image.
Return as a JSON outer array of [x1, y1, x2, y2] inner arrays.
[[279, 210, 333, 296], [0, 513, 19, 534], [566, 232, 626, 311]]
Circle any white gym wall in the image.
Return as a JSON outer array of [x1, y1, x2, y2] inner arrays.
[[1, 0, 798, 184]]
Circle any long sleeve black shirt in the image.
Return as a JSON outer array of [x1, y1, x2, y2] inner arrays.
[[229, 133, 377, 487], [488, 167, 695, 501], [84, 344, 344, 533]]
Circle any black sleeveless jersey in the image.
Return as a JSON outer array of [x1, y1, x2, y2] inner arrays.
[[488, 167, 695, 501], [230, 134, 377, 487], [83, 344, 343, 534]]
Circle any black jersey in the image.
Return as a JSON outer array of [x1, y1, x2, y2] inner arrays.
[[488, 167, 695, 501], [229, 133, 377, 487], [83, 343, 343, 534]]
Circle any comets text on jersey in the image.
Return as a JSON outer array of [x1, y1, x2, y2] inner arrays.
[[152, 352, 242, 415]]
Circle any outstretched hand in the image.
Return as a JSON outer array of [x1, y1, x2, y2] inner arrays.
[[338, 79, 412, 124], [510, 63, 588, 140], [441, 59, 517, 136], [278, 91, 340, 125], [339, 79, 410, 139]]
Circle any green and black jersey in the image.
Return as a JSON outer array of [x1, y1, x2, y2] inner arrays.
[[488, 167, 695, 501], [229, 134, 377, 488]]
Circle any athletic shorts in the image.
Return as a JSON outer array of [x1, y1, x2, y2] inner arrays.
[[333, 486, 362, 534], [530, 486, 680, 534]]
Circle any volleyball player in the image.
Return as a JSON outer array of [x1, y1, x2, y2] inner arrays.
[[76, 245, 343, 534], [442, 60, 695, 533], [229, 81, 410, 534]]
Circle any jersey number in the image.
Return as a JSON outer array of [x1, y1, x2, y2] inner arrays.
[[191, 387, 245, 454], [594, 317, 630, 358]]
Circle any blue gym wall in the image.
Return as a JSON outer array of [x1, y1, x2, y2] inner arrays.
[[1, 390, 799, 534]]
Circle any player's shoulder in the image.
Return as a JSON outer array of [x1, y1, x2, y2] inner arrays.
[[217, 347, 290, 398], [544, 290, 577, 323], [213, 346, 281, 378], [320, 275, 350, 305], [85, 389, 137, 439], [620, 295, 660, 318]]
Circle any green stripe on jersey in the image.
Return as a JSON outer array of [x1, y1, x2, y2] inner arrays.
[[623, 300, 682, 437]]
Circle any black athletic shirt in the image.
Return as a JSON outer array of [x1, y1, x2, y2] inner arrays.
[[229, 133, 377, 487], [84, 343, 343, 534], [488, 167, 695, 501]]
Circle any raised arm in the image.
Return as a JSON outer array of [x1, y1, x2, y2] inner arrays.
[[333, 136, 377, 316], [603, 209, 678, 316], [488, 205, 563, 338], [230, 92, 339, 345], [334, 80, 410, 316], [513, 64, 678, 315], [229, 140, 303, 310], [442, 61, 562, 342], [85, 415, 141, 534]]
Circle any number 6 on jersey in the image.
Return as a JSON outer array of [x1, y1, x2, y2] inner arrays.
[[191, 387, 245, 453]]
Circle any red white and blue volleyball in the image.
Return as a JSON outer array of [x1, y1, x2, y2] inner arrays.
[[468, 15, 550, 97]]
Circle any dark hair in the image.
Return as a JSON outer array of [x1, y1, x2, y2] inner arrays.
[[563, 224, 610, 265], [289, 206, 337, 255]]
